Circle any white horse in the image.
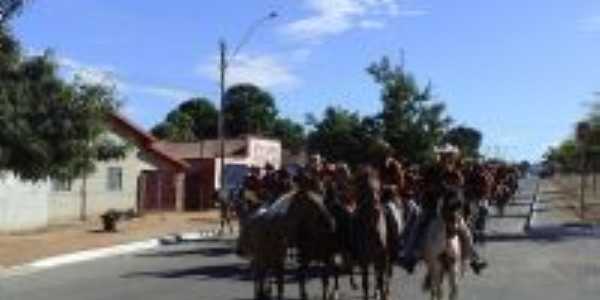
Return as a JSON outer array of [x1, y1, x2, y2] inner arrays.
[[422, 194, 466, 300]]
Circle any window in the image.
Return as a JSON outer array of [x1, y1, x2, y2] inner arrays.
[[52, 179, 72, 192], [107, 167, 123, 191]]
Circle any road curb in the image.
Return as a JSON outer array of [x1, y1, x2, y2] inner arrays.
[[2, 228, 220, 277]]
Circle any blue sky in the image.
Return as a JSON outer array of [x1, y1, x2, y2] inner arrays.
[[12, 0, 600, 161]]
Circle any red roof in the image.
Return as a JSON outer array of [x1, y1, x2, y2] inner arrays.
[[108, 112, 188, 171]]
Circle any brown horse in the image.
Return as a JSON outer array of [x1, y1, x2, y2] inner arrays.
[[286, 189, 339, 300], [352, 166, 391, 300]]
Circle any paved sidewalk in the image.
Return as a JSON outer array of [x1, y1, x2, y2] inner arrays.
[[0, 211, 223, 268]]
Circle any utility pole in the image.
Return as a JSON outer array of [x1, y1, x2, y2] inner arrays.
[[218, 40, 227, 199], [577, 121, 591, 219], [216, 12, 277, 201]]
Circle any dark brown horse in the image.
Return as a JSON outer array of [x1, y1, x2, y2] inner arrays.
[[286, 189, 338, 300], [237, 202, 289, 300]]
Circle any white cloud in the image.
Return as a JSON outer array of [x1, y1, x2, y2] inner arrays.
[[281, 0, 425, 41], [56, 55, 197, 102], [57, 56, 118, 86], [579, 16, 600, 32], [398, 9, 429, 17], [120, 83, 196, 102], [199, 53, 300, 90], [358, 19, 386, 29]]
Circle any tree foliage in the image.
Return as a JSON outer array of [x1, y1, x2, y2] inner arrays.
[[443, 126, 482, 159], [224, 83, 278, 137], [151, 97, 218, 142], [152, 83, 306, 154], [272, 117, 305, 154], [0, 4, 124, 181], [307, 107, 379, 166], [543, 139, 579, 172], [0, 0, 26, 24], [367, 57, 452, 163]]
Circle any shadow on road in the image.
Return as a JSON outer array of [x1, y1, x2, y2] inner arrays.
[[121, 261, 334, 285], [137, 246, 234, 258], [122, 262, 254, 281], [524, 223, 600, 243]]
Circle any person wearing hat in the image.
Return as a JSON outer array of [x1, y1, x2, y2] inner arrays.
[[400, 144, 488, 275]]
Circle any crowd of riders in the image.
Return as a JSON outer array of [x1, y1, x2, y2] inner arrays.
[[232, 143, 522, 276]]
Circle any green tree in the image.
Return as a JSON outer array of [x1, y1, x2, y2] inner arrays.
[[271, 117, 305, 154], [0, 2, 125, 181], [367, 57, 452, 163], [543, 139, 578, 172], [0, 0, 26, 24], [151, 97, 218, 142], [224, 83, 277, 137], [443, 126, 483, 159], [307, 107, 375, 166]]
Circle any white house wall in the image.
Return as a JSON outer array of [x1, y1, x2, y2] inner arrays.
[[248, 138, 282, 169], [48, 134, 157, 224], [0, 173, 50, 233], [48, 150, 157, 224]]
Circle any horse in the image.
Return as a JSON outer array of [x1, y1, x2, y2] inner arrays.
[[352, 166, 391, 300], [463, 164, 493, 243], [323, 164, 361, 292], [286, 189, 339, 300], [422, 187, 466, 300], [237, 200, 289, 300], [492, 182, 512, 217]]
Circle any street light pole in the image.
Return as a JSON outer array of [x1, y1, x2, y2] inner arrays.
[[218, 40, 227, 198], [217, 12, 277, 199]]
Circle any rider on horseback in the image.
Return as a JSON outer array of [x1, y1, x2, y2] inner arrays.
[[242, 166, 264, 212], [400, 144, 488, 275]]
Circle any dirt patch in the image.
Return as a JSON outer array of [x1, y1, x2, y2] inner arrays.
[[546, 176, 600, 223], [0, 210, 222, 268]]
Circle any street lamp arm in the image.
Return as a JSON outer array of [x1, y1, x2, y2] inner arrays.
[[230, 11, 278, 60]]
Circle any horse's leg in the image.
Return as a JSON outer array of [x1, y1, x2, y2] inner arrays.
[[252, 261, 260, 300], [276, 265, 285, 300], [448, 263, 459, 300], [321, 264, 329, 300], [375, 266, 384, 300], [258, 268, 265, 300], [430, 261, 443, 300], [385, 258, 392, 299], [299, 261, 308, 300], [330, 258, 340, 300], [361, 264, 369, 300], [347, 256, 359, 290]]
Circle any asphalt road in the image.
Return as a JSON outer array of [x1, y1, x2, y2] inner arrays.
[[2, 177, 600, 300]]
